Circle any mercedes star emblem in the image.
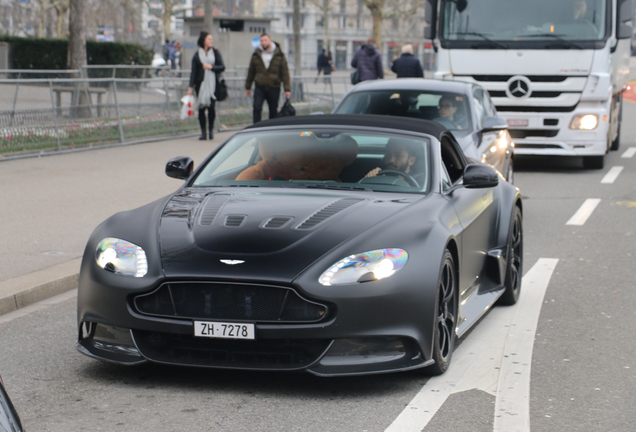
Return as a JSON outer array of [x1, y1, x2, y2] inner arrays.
[[506, 76, 532, 99]]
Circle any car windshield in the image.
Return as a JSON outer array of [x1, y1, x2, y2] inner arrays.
[[192, 128, 431, 193], [441, 0, 607, 42], [334, 90, 472, 131]]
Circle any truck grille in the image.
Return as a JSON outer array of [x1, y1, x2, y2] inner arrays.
[[134, 282, 329, 323]]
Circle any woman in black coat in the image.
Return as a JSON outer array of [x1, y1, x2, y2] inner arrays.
[[187, 31, 225, 140]]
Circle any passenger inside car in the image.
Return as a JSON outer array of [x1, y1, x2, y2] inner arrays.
[[235, 133, 358, 182]]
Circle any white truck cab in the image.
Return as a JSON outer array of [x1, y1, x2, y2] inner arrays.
[[425, 0, 633, 169]]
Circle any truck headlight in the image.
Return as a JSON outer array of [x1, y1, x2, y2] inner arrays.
[[569, 114, 598, 130], [96, 238, 148, 277]]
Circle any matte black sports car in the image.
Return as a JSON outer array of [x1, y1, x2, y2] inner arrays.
[[77, 114, 523, 377]]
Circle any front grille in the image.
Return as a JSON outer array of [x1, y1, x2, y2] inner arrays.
[[496, 105, 578, 113], [489, 91, 565, 99], [467, 75, 571, 83], [134, 282, 328, 323], [133, 330, 330, 369], [509, 129, 559, 139], [514, 143, 563, 149]]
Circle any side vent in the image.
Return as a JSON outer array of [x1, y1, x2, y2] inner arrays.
[[224, 214, 246, 227], [295, 198, 364, 230], [261, 216, 293, 229], [199, 194, 230, 226]]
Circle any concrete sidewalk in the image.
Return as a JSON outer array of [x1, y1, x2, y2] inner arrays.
[[0, 130, 235, 315]]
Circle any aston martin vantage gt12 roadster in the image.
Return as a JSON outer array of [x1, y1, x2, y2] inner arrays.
[[77, 114, 523, 377]]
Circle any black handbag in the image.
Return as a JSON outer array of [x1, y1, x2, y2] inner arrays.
[[215, 78, 228, 102], [350, 69, 360, 85], [277, 98, 296, 117]]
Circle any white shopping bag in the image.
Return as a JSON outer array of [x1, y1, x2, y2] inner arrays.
[[180, 95, 196, 120]]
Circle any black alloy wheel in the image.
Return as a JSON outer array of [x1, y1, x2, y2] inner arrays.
[[425, 250, 458, 376], [498, 206, 523, 305]]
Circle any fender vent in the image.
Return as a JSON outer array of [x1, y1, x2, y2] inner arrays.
[[262, 216, 293, 229], [224, 214, 246, 227], [199, 194, 231, 225], [295, 198, 364, 230]]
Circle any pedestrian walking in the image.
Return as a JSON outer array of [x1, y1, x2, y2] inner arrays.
[[187, 31, 226, 140], [315, 49, 331, 83], [245, 33, 291, 124], [391, 44, 424, 78], [169, 40, 177, 70], [351, 38, 384, 82]]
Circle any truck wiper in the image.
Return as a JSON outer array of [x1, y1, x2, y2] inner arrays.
[[516, 33, 584, 49], [450, 32, 509, 49]]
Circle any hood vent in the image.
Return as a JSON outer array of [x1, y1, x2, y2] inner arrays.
[[261, 216, 293, 229], [224, 214, 246, 227], [295, 198, 364, 230], [199, 194, 230, 226]]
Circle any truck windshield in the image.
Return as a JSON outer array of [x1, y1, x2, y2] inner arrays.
[[442, 0, 608, 42]]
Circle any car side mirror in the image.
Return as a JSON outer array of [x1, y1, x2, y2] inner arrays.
[[166, 156, 193, 180], [482, 116, 508, 132], [463, 163, 498, 188]]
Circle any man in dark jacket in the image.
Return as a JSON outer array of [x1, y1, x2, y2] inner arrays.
[[245, 33, 291, 123], [351, 38, 384, 82], [391, 44, 424, 78]]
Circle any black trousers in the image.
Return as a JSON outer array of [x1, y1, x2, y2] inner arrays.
[[198, 100, 216, 133], [253, 86, 280, 124]]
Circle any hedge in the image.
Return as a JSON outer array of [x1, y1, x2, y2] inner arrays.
[[0, 36, 152, 73]]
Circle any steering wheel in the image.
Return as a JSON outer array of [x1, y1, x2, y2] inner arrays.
[[376, 169, 419, 188]]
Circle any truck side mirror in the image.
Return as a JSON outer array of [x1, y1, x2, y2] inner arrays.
[[617, 0, 634, 39]]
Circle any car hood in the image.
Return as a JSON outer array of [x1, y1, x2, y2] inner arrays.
[[159, 188, 422, 282]]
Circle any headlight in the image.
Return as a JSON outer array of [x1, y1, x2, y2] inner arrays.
[[570, 114, 598, 130], [95, 238, 148, 277], [318, 248, 408, 286]]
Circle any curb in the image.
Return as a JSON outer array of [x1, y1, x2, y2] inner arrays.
[[0, 258, 81, 316]]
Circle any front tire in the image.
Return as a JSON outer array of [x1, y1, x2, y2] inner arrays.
[[498, 206, 523, 306], [424, 250, 458, 376]]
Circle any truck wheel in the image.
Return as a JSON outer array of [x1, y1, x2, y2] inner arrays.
[[583, 155, 604, 169]]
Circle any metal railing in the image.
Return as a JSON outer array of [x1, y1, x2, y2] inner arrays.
[[0, 74, 351, 159]]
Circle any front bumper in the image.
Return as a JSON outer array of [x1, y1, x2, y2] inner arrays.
[[77, 270, 438, 376]]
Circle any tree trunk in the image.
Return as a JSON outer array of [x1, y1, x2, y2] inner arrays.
[[293, 0, 302, 75], [364, 0, 385, 49], [204, 0, 214, 32], [322, 0, 330, 52], [162, 0, 173, 42], [68, 0, 90, 117]]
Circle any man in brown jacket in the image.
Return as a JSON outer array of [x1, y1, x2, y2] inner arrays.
[[245, 33, 291, 123]]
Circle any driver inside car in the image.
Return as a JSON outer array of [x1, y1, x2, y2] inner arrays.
[[365, 138, 418, 179], [433, 96, 464, 130]]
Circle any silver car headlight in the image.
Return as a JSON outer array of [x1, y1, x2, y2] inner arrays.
[[318, 249, 408, 286], [95, 238, 148, 277]]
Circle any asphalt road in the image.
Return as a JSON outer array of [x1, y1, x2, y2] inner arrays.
[[1, 102, 636, 431]]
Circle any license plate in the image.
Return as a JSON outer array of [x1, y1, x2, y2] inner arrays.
[[194, 321, 255, 340], [507, 119, 528, 127]]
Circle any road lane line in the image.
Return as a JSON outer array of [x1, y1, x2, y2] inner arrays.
[[385, 259, 558, 432], [600, 166, 623, 184], [621, 147, 636, 158], [565, 199, 601, 226], [493, 258, 559, 432]]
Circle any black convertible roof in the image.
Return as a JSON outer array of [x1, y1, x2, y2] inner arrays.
[[244, 114, 450, 141]]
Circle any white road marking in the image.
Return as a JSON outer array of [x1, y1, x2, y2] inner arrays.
[[621, 147, 636, 158], [565, 198, 601, 226], [0, 289, 77, 325], [600, 166, 623, 184], [493, 258, 559, 432], [385, 259, 559, 432]]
